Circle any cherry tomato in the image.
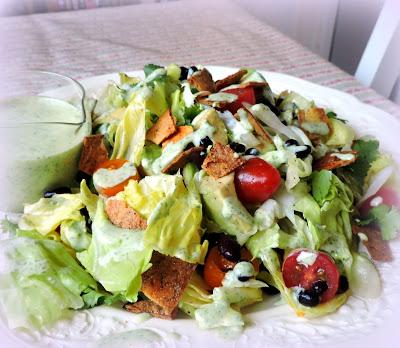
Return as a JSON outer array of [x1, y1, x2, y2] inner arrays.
[[224, 87, 256, 114], [203, 246, 260, 288], [95, 159, 140, 197], [234, 157, 281, 205], [359, 186, 400, 217], [282, 249, 340, 303]]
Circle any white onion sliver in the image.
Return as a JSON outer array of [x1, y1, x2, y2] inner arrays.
[[357, 165, 394, 206], [244, 102, 304, 144], [288, 126, 312, 147]]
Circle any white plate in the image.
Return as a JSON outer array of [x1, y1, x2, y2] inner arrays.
[[2, 67, 400, 348]]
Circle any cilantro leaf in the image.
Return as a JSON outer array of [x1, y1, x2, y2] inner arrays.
[[367, 204, 400, 240], [347, 139, 379, 187], [326, 111, 337, 119], [311, 170, 333, 205]]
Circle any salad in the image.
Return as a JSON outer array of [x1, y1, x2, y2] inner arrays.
[[1, 64, 399, 334]]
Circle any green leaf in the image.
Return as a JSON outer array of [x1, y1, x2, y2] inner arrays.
[[326, 111, 337, 119], [311, 170, 333, 205], [81, 287, 124, 308], [368, 204, 400, 240], [0, 238, 98, 329], [144, 63, 163, 77], [76, 200, 153, 302], [347, 139, 379, 187]]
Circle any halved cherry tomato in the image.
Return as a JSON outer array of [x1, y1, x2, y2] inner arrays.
[[204, 246, 260, 288], [224, 86, 256, 114], [282, 249, 340, 303], [234, 157, 281, 205], [95, 159, 140, 197], [359, 186, 400, 217]]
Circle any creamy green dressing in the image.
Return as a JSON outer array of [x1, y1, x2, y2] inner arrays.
[[93, 162, 137, 189], [151, 122, 215, 173], [0, 96, 91, 212]]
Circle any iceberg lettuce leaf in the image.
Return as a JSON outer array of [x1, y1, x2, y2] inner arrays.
[[111, 101, 146, 166], [144, 166, 208, 263], [18, 194, 84, 235], [0, 237, 97, 329], [76, 200, 152, 302]]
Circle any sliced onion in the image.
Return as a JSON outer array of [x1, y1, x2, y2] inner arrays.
[[349, 253, 381, 299], [357, 165, 394, 206], [244, 103, 304, 144], [288, 126, 313, 147]]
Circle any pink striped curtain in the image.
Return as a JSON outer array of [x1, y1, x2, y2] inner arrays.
[[1, 0, 175, 16]]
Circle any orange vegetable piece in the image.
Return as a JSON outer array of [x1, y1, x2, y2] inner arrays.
[[162, 126, 193, 148], [95, 159, 140, 197]]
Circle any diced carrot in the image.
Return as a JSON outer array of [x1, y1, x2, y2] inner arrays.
[[162, 126, 193, 148]]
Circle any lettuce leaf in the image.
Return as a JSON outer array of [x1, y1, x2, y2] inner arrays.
[[347, 139, 379, 187], [111, 101, 146, 166], [118, 174, 180, 219], [18, 194, 84, 236], [366, 204, 400, 240], [144, 165, 208, 263], [192, 263, 264, 330], [60, 217, 91, 252], [171, 87, 203, 125], [246, 247, 348, 318], [76, 200, 152, 302], [0, 237, 97, 329]]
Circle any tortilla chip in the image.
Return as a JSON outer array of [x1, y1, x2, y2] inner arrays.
[[298, 107, 333, 141], [141, 251, 197, 313], [239, 81, 269, 89], [124, 300, 178, 319], [240, 108, 273, 144], [188, 68, 216, 92], [162, 146, 204, 174], [146, 109, 177, 145], [215, 69, 247, 91], [202, 143, 246, 178], [162, 126, 193, 148], [313, 151, 357, 171], [78, 134, 109, 175], [352, 224, 393, 262], [105, 198, 147, 230]]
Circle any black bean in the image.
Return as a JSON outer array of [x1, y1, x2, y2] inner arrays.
[[229, 142, 246, 153], [188, 66, 198, 76], [76, 170, 91, 183], [295, 145, 312, 159], [297, 289, 320, 307], [336, 275, 349, 294], [285, 139, 299, 147], [179, 66, 189, 80], [263, 285, 280, 295], [184, 142, 195, 151], [44, 187, 71, 198], [238, 275, 251, 282], [199, 150, 207, 161], [218, 235, 241, 262], [244, 148, 260, 156], [311, 280, 328, 296], [200, 136, 213, 148]]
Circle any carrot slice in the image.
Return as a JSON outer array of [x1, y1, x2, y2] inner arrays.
[[162, 126, 193, 148]]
